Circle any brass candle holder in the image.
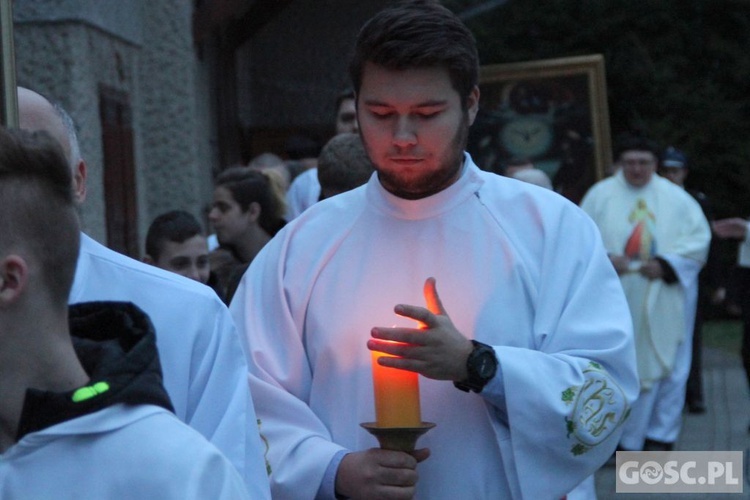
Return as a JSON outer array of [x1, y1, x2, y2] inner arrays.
[[360, 422, 436, 452]]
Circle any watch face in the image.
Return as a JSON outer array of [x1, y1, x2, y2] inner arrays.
[[476, 353, 496, 378]]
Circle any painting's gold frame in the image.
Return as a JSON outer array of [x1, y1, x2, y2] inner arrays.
[[469, 54, 612, 203]]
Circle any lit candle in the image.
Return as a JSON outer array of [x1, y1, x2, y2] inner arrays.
[[371, 346, 421, 428]]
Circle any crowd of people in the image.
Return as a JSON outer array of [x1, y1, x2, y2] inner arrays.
[[1, 1, 747, 499]]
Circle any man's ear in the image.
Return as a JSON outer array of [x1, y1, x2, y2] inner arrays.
[[0, 255, 28, 305], [247, 201, 262, 222], [466, 85, 480, 126], [73, 159, 87, 204]]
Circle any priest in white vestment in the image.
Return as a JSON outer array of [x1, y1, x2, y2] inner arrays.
[[581, 134, 710, 452], [232, 3, 638, 499]]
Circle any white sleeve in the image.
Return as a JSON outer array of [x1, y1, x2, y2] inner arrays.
[[483, 208, 639, 498], [230, 236, 346, 499], [181, 297, 272, 499]]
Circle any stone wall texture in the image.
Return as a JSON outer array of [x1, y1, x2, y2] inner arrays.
[[12, 0, 394, 253], [14, 0, 213, 250]]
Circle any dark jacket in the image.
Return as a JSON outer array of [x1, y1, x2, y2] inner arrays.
[[16, 301, 174, 440]]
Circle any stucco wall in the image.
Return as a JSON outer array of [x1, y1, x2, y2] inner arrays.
[[14, 0, 214, 253], [137, 0, 214, 235], [14, 20, 130, 242]]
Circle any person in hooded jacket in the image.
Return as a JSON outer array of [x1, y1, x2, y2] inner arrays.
[[0, 126, 249, 499]]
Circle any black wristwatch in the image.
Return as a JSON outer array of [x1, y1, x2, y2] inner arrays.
[[454, 340, 498, 393]]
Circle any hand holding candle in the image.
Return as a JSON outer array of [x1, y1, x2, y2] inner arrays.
[[369, 277, 473, 383], [364, 279, 454, 452]]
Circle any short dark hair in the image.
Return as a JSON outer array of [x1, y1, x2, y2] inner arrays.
[[145, 210, 203, 260], [0, 126, 79, 304], [215, 167, 287, 236], [614, 132, 661, 161], [349, 0, 479, 107], [317, 133, 374, 198]]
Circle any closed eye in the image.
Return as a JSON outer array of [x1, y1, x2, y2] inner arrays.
[[366, 107, 394, 119], [169, 257, 191, 270], [365, 104, 445, 120]]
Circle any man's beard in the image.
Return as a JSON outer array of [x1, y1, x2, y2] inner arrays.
[[372, 112, 470, 200]]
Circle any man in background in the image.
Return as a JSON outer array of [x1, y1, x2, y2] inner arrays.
[[659, 147, 721, 414], [316, 132, 374, 201], [17, 86, 271, 498], [285, 87, 359, 220], [509, 166, 553, 190], [144, 209, 211, 285], [0, 126, 249, 498], [581, 134, 710, 452], [713, 215, 750, 423]]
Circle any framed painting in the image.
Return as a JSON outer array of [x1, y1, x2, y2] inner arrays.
[[467, 54, 612, 204]]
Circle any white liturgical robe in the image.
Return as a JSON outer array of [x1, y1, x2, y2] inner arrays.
[[231, 155, 638, 499], [0, 405, 249, 499], [285, 167, 321, 220], [581, 171, 710, 389], [70, 234, 271, 499]]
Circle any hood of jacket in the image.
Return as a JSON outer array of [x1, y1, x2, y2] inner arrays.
[[16, 301, 174, 440]]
